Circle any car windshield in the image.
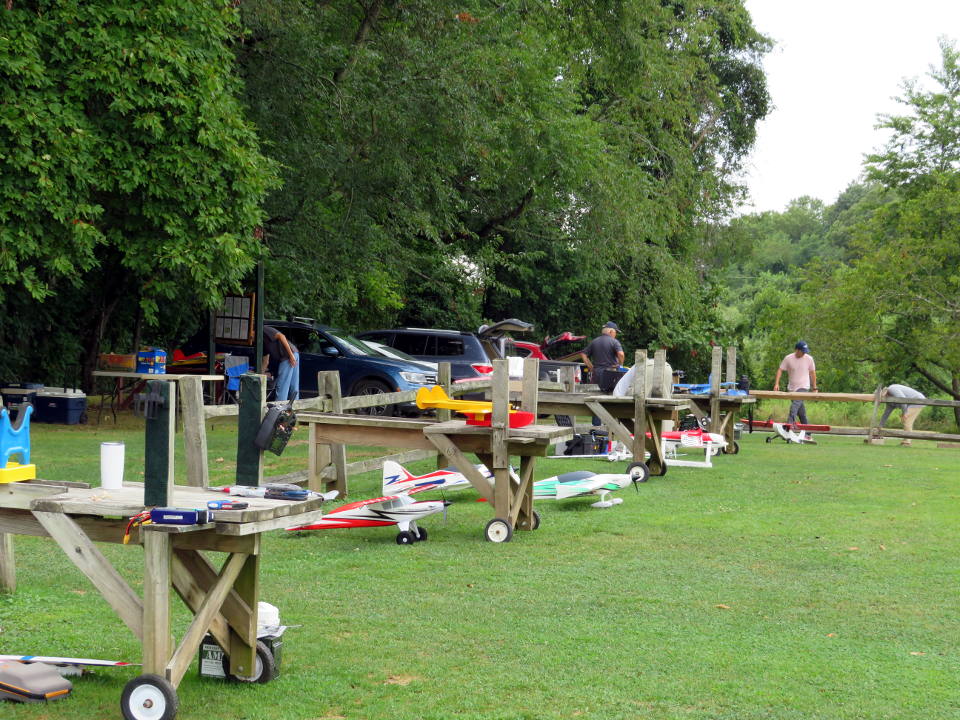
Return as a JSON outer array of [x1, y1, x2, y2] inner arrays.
[[366, 341, 420, 363], [326, 330, 380, 357]]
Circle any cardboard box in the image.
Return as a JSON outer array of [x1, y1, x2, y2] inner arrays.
[[199, 628, 284, 681], [99, 353, 137, 371], [136, 348, 166, 374]]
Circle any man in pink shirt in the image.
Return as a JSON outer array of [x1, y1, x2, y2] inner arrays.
[[773, 340, 818, 425]]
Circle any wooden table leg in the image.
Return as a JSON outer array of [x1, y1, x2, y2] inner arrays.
[[143, 530, 172, 677]]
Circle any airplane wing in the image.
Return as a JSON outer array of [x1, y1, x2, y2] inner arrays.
[[382, 461, 475, 495], [0, 655, 137, 667]]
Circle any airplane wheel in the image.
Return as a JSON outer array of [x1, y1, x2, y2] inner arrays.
[[396, 531, 416, 545], [223, 640, 275, 684], [765, 436, 773, 444], [414, 526, 428, 542], [484, 517, 513, 543], [121, 674, 178, 720], [723, 441, 740, 455], [626, 461, 650, 483]]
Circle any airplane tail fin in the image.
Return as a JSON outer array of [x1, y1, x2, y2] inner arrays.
[[382, 461, 416, 494]]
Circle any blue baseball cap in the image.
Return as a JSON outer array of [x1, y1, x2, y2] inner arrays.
[[795, 340, 809, 353], [604, 321, 619, 331]]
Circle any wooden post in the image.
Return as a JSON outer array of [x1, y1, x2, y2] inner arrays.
[[709, 346, 722, 434], [236, 374, 266, 486], [726, 346, 737, 384], [144, 380, 175, 507], [437, 363, 452, 422], [435, 362, 452, 470], [226, 552, 259, 679], [520, 357, 539, 413], [866, 386, 885, 445], [0, 533, 14, 593], [142, 529, 171, 675], [491, 359, 510, 523], [632, 349, 647, 466], [179, 376, 209, 488], [652, 349, 666, 398], [319, 371, 347, 497]]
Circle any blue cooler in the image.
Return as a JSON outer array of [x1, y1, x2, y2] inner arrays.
[[34, 388, 87, 424]]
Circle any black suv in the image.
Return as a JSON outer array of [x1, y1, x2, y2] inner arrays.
[[357, 320, 534, 382]]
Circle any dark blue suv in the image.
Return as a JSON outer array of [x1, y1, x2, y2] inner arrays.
[[203, 319, 438, 415]]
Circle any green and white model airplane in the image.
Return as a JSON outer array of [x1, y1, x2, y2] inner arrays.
[[532, 468, 645, 508]]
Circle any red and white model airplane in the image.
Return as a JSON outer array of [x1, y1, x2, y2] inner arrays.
[[743, 419, 827, 444], [287, 462, 456, 545], [381, 460, 476, 495]]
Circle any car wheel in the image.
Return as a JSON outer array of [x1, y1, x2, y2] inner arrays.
[[351, 379, 394, 416]]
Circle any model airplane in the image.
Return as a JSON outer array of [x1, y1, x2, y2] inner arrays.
[[286, 493, 449, 545], [533, 469, 643, 508], [0, 655, 137, 677], [606, 427, 727, 467], [381, 460, 478, 495], [743, 418, 827, 444]]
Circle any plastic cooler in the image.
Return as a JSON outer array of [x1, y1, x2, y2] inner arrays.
[[34, 388, 87, 424]]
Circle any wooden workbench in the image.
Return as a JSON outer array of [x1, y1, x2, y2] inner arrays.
[[537, 392, 689, 475], [299, 411, 572, 541], [0, 479, 327, 718], [675, 393, 756, 452]]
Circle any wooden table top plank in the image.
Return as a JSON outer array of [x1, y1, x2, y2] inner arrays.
[[24, 483, 326, 522]]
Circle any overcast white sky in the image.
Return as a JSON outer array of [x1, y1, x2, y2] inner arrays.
[[738, 0, 960, 214]]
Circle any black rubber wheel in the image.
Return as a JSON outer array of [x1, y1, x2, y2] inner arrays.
[[223, 640, 276, 684], [651, 461, 668, 477], [414, 526, 428, 542], [626, 461, 650, 484], [722, 441, 741, 455], [484, 517, 513, 543], [121, 674, 179, 720], [396, 530, 416, 545], [765, 436, 773, 444], [351, 379, 394, 416], [530, 509, 541, 530]]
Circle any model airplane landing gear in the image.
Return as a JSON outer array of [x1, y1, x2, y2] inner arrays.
[[626, 461, 650, 484], [722, 441, 740, 454], [484, 517, 513, 543], [121, 674, 178, 720]]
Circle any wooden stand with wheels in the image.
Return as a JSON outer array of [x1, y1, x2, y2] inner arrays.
[[0, 374, 327, 719], [300, 358, 571, 542]]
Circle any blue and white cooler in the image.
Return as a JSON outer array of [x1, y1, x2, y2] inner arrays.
[[34, 388, 87, 424]]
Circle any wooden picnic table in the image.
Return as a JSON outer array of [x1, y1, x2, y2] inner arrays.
[[0, 479, 327, 719], [674, 392, 756, 453], [298, 411, 572, 542], [536, 392, 689, 476]]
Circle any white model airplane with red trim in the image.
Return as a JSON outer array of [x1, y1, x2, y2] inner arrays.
[[286, 462, 458, 545]]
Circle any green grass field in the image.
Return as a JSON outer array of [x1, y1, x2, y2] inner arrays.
[[3, 418, 959, 720]]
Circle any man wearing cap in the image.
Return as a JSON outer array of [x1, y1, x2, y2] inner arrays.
[[579, 322, 625, 391], [773, 341, 818, 425]]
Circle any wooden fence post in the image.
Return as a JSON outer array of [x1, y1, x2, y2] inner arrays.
[[632, 349, 648, 464], [709, 346, 722, 434], [866, 386, 885, 445], [179, 376, 208, 488]]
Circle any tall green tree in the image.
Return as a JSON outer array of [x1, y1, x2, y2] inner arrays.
[[0, 1, 278, 385], [238, 0, 770, 373], [810, 40, 960, 424]]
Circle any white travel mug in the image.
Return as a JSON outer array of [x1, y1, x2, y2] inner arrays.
[[100, 441, 125, 490]]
